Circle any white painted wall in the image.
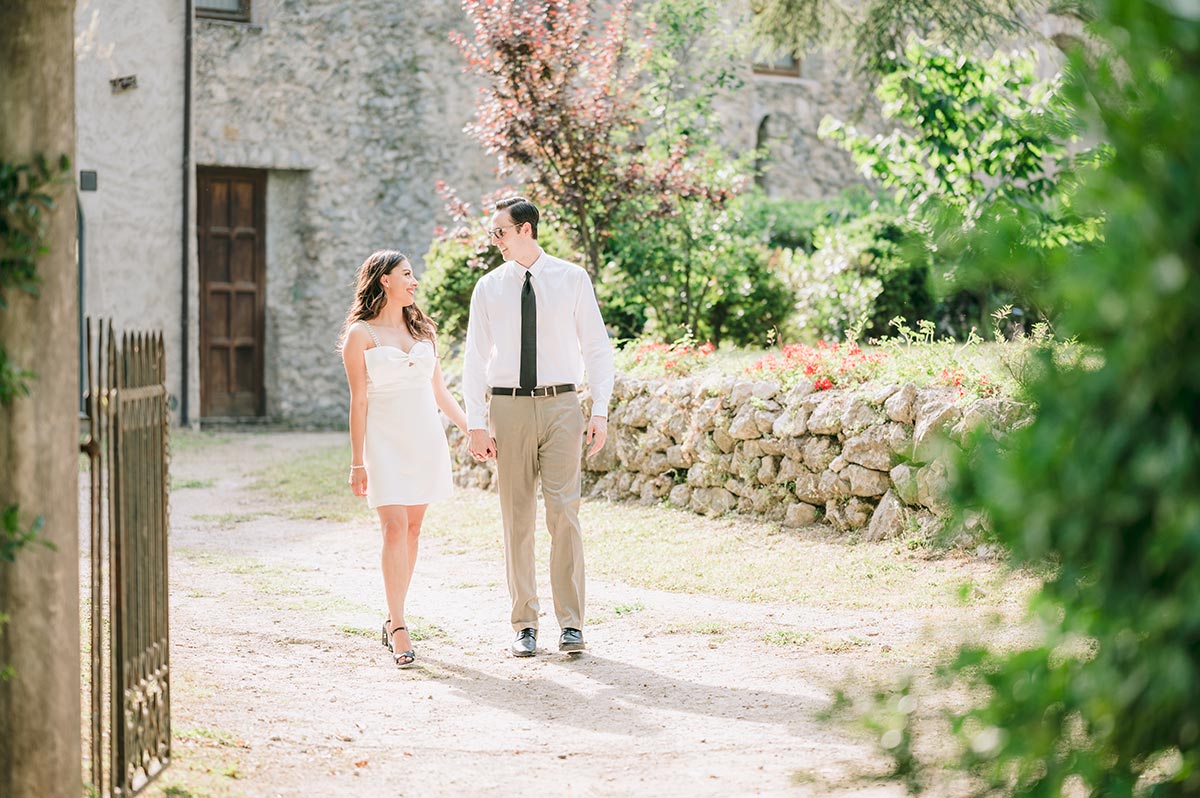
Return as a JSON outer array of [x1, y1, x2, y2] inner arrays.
[[75, 0, 194, 421]]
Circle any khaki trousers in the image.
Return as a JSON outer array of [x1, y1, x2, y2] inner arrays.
[[489, 392, 587, 631]]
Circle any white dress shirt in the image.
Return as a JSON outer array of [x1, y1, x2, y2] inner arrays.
[[463, 248, 615, 431]]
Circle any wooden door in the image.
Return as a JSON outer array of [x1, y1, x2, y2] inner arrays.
[[197, 168, 266, 418]]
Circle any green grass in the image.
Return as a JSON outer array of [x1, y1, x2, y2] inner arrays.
[[659, 620, 733, 635], [174, 727, 249, 749], [233, 439, 1034, 611], [161, 788, 202, 798], [251, 445, 371, 523], [764, 629, 814, 647], [417, 488, 1029, 611], [174, 477, 216, 490], [170, 430, 232, 454], [193, 512, 263, 528], [178, 549, 369, 615], [338, 616, 447, 642]]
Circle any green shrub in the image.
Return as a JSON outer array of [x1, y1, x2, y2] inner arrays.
[[732, 186, 881, 253], [418, 236, 502, 343], [821, 38, 1085, 338], [777, 212, 933, 341], [600, 198, 794, 347]]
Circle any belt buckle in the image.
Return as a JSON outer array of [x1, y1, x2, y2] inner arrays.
[[534, 386, 550, 397]]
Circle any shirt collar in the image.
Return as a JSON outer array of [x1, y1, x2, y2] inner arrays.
[[509, 247, 547, 280]]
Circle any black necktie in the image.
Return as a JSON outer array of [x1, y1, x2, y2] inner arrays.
[[520, 270, 537, 390]]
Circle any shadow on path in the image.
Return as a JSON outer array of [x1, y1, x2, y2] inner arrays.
[[418, 650, 840, 743]]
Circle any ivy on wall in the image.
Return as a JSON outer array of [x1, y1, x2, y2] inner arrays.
[[0, 154, 69, 617]]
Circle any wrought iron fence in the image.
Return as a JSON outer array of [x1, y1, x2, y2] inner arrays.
[[80, 319, 171, 796]]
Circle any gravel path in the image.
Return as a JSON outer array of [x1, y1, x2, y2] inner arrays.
[[126, 431, 1011, 797]]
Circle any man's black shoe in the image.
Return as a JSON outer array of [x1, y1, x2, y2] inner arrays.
[[559, 628, 586, 652], [511, 627, 537, 657]]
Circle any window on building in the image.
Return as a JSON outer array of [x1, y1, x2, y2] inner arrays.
[[196, 0, 251, 22], [752, 50, 802, 78]]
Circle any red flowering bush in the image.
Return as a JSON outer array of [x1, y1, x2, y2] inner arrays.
[[938, 368, 1001, 400], [746, 341, 887, 392], [616, 338, 716, 377]]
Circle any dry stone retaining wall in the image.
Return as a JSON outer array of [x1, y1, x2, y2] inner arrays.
[[448, 374, 1029, 538]]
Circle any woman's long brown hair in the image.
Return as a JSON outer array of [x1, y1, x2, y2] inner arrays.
[[337, 250, 437, 351]]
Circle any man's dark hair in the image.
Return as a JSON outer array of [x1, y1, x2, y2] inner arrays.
[[495, 196, 539, 240]]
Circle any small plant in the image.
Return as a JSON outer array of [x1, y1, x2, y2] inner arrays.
[[745, 340, 887, 391], [1, 506, 54, 563], [615, 335, 716, 377], [763, 630, 813, 646], [875, 317, 1013, 401]]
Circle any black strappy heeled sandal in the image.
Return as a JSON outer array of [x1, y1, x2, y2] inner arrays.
[[388, 624, 416, 668]]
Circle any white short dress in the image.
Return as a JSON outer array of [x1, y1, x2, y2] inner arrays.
[[361, 322, 454, 508]]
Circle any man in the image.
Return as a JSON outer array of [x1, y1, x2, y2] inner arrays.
[[463, 196, 615, 657]]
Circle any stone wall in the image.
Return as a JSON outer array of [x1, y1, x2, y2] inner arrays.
[[193, 0, 498, 426], [719, 51, 875, 201], [447, 375, 1029, 538]]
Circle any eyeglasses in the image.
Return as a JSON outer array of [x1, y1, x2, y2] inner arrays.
[[485, 223, 522, 240]]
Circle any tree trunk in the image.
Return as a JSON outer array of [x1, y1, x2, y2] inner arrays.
[[0, 3, 81, 798]]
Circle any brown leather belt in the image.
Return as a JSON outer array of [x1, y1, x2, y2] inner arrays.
[[490, 384, 576, 397]]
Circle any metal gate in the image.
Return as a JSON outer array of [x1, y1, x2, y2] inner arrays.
[[80, 319, 171, 796]]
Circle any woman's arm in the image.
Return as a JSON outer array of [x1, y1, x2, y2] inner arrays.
[[341, 324, 371, 497], [431, 352, 469, 435]]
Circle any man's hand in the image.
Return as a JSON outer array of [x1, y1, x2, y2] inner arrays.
[[468, 428, 497, 461], [585, 415, 607, 457]]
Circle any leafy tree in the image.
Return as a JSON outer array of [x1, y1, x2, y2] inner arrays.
[[821, 39, 1094, 333], [450, 0, 641, 276], [733, 186, 883, 253], [937, 3, 1200, 795], [602, 195, 793, 346], [451, 0, 724, 277], [448, 0, 784, 344], [595, 0, 792, 346]]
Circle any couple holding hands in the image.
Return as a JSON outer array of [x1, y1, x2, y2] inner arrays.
[[340, 197, 614, 668]]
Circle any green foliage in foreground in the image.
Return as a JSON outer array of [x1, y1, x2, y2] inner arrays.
[[936, 4, 1200, 796]]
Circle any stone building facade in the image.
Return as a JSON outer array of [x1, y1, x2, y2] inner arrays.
[[74, 0, 1076, 426]]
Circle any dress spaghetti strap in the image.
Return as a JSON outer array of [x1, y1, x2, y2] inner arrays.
[[362, 321, 382, 347]]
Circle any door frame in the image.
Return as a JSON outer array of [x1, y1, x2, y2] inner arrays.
[[196, 166, 267, 418]]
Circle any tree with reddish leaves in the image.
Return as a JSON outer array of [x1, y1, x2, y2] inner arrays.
[[450, 0, 723, 277]]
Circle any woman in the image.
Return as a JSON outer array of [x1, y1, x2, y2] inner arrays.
[[340, 250, 469, 668]]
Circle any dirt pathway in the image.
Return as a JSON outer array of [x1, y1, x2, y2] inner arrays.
[[134, 431, 1005, 797]]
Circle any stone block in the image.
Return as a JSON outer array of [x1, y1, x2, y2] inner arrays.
[[783, 502, 821, 528], [884, 382, 918, 424], [843, 464, 891, 497], [842, 422, 912, 471], [864, 490, 907, 541], [691, 487, 738, 516]]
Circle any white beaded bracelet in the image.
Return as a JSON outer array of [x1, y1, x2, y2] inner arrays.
[[350, 465, 366, 470]]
